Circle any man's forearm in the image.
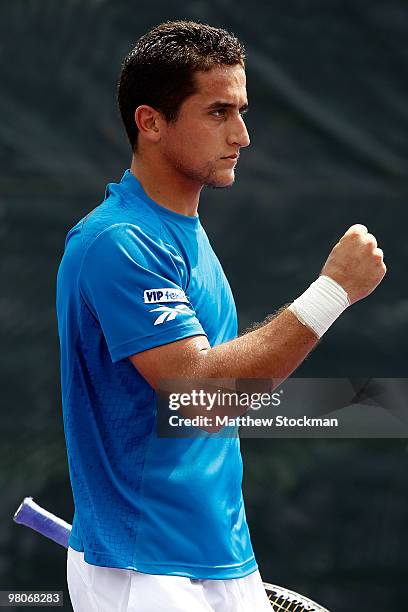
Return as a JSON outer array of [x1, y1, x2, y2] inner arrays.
[[187, 308, 317, 384], [154, 308, 317, 429]]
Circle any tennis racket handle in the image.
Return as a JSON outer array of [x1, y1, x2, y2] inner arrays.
[[13, 497, 71, 548]]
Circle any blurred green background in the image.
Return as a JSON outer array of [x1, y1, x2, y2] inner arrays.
[[1, 1, 408, 610]]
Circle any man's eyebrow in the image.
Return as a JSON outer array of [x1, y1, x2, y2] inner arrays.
[[207, 101, 249, 111]]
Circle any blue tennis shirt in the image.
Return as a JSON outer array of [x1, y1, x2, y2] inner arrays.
[[56, 169, 257, 578]]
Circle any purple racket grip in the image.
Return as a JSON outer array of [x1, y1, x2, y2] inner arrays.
[[13, 497, 71, 548]]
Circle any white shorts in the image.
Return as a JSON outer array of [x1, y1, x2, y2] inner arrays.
[[67, 547, 271, 612]]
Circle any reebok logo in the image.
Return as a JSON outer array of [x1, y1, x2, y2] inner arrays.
[[149, 304, 192, 326], [144, 288, 188, 304]]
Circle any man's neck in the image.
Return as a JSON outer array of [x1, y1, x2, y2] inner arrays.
[[130, 155, 202, 217]]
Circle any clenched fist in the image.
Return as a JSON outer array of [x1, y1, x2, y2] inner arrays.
[[321, 224, 386, 304]]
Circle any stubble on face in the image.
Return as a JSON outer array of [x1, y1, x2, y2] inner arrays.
[[160, 126, 237, 189], [164, 153, 236, 189]]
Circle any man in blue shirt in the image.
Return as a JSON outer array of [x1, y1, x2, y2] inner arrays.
[[58, 20, 386, 612]]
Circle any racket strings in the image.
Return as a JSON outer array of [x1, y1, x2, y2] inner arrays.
[[268, 592, 305, 611], [264, 583, 328, 612]]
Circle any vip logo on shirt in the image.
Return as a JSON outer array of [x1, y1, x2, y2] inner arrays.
[[149, 304, 192, 326], [144, 288, 189, 304]]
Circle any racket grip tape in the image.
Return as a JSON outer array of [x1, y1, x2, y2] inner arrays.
[[13, 497, 71, 548]]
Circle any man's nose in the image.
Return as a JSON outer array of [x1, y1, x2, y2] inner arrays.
[[228, 115, 250, 148]]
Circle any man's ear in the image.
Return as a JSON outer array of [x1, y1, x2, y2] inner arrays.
[[134, 105, 162, 143]]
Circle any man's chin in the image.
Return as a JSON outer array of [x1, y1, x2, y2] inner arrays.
[[205, 171, 235, 189]]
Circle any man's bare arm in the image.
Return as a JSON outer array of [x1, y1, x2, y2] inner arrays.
[[130, 224, 386, 389], [130, 308, 315, 389]]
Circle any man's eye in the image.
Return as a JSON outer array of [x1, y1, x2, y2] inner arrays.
[[211, 109, 226, 117]]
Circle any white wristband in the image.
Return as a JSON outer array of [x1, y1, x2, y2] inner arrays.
[[288, 275, 350, 338]]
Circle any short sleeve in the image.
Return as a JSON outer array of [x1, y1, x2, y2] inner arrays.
[[79, 224, 206, 362]]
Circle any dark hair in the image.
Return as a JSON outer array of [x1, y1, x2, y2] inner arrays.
[[117, 21, 245, 151]]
